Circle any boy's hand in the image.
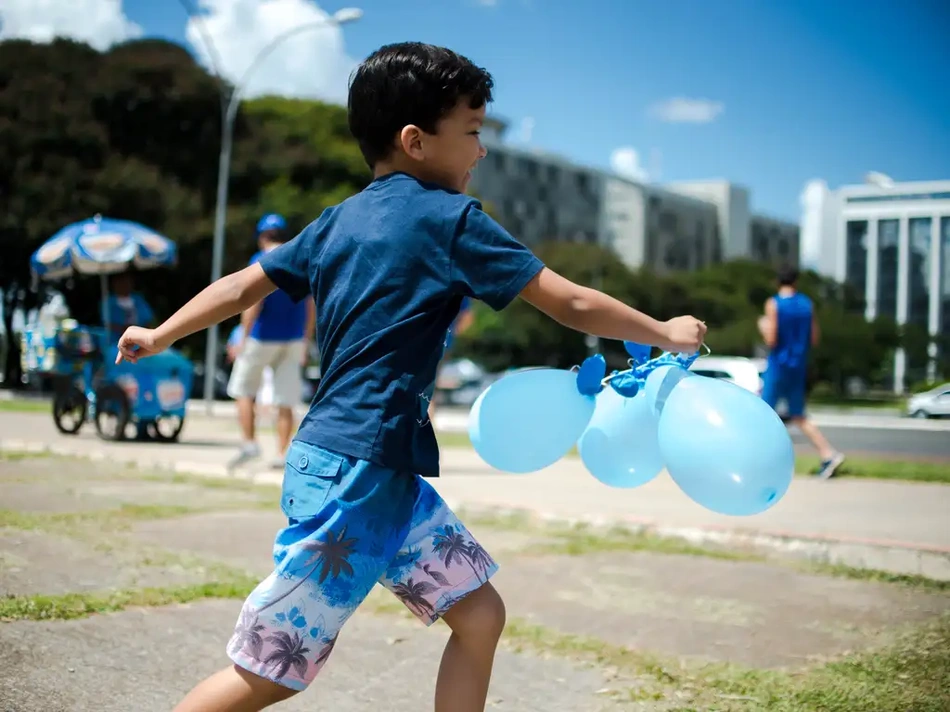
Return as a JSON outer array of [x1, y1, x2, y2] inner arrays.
[[115, 326, 166, 364], [661, 316, 707, 354]]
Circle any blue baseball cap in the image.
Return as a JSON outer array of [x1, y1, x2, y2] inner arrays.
[[256, 213, 286, 234]]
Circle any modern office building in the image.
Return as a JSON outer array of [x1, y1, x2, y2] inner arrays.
[[472, 118, 797, 275], [802, 175, 950, 390], [666, 180, 800, 268]]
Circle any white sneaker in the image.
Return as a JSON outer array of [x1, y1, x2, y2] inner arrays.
[[817, 452, 845, 480], [227, 442, 261, 472]]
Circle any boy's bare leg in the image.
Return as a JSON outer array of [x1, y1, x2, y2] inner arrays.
[[791, 416, 834, 460], [275, 405, 294, 457], [436, 583, 507, 712], [173, 665, 297, 712]]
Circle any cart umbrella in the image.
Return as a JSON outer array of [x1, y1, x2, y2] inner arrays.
[[30, 215, 177, 340]]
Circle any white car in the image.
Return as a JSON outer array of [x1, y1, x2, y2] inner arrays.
[[906, 384, 950, 419], [688, 355, 764, 395]]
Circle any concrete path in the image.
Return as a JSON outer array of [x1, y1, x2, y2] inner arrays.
[[1, 410, 949, 580], [2, 457, 948, 711]]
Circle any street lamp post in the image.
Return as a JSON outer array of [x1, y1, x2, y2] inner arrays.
[[194, 8, 363, 411]]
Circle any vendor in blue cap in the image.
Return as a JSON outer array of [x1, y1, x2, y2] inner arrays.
[[226, 213, 316, 470]]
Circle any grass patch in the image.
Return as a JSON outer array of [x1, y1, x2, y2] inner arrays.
[[464, 510, 760, 562], [137, 470, 279, 503], [0, 399, 49, 414], [504, 615, 950, 711], [463, 509, 950, 591], [0, 503, 203, 533], [0, 578, 258, 621], [525, 525, 760, 562], [801, 560, 950, 592], [0, 450, 48, 462], [440, 433, 949, 484], [797, 455, 950, 484]]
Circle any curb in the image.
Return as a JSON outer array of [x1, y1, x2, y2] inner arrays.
[[439, 502, 950, 582], [3, 438, 949, 582]]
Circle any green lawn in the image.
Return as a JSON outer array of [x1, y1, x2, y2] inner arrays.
[[0, 398, 49, 413]]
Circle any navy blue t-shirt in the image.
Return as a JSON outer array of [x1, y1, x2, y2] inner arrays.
[[258, 172, 544, 476], [247, 250, 308, 342]]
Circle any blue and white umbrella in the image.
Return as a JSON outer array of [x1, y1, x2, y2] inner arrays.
[[31, 215, 177, 281]]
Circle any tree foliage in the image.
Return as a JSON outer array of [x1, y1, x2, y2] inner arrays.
[[455, 243, 908, 392], [0, 38, 933, 393], [0, 38, 370, 381]]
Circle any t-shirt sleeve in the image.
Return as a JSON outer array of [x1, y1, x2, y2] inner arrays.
[[257, 229, 313, 303], [450, 203, 544, 311]]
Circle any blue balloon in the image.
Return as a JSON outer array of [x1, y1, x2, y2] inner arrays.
[[578, 388, 664, 488], [623, 341, 652, 364], [642, 364, 692, 417], [656, 375, 794, 516], [469, 368, 596, 473]]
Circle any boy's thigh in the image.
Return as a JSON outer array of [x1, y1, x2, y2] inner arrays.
[[379, 477, 499, 626], [228, 442, 418, 690]]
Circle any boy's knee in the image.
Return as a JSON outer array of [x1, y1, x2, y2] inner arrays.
[[445, 583, 506, 643]]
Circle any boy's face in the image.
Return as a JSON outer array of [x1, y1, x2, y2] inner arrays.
[[403, 99, 488, 193]]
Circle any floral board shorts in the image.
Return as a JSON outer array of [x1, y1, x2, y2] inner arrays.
[[227, 440, 499, 690]]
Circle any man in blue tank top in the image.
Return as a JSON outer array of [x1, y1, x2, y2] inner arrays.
[[759, 266, 844, 479]]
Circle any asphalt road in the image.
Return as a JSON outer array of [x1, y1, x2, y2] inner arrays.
[[4, 392, 949, 462], [435, 408, 950, 462], [786, 425, 950, 461]]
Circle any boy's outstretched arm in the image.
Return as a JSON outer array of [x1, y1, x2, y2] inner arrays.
[[115, 264, 277, 363], [519, 267, 706, 353]]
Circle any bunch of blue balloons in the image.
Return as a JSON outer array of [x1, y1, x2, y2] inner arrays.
[[468, 342, 795, 516]]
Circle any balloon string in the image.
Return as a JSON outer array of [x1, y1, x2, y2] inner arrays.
[[600, 342, 711, 388]]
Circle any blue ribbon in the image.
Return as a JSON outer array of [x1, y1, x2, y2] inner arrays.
[[574, 344, 705, 398]]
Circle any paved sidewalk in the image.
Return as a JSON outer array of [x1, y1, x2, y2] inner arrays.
[[4, 456, 948, 711], [2, 410, 949, 580]]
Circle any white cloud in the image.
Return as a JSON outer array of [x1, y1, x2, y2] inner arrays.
[[185, 0, 357, 104], [0, 0, 142, 51], [648, 97, 724, 124], [610, 147, 649, 182]]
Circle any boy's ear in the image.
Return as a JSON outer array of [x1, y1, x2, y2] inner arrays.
[[399, 124, 426, 161]]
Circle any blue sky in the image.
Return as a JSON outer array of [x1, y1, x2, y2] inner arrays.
[[122, 0, 950, 220]]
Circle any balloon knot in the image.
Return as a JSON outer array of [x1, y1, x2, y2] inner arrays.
[[575, 354, 607, 396]]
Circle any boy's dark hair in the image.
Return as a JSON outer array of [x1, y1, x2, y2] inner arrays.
[[347, 42, 494, 168], [777, 264, 799, 286]]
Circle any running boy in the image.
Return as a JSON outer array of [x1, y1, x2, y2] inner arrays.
[[116, 42, 706, 712]]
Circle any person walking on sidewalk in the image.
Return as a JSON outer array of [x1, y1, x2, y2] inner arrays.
[[226, 214, 315, 470], [758, 265, 844, 479]]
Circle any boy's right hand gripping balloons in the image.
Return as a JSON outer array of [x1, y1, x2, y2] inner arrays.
[[655, 368, 794, 516]]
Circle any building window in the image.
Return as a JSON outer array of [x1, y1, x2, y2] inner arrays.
[[907, 217, 932, 329], [877, 219, 899, 320], [941, 218, 950, 347], [845, 221, 868, 309], [907, 217, 933, 384], [659, 211, 677, 233]]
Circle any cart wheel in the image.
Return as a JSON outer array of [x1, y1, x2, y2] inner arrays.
[[52, 386, 87, 435], [94, 384, 130, 441], [147, 414, 185, 443]]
